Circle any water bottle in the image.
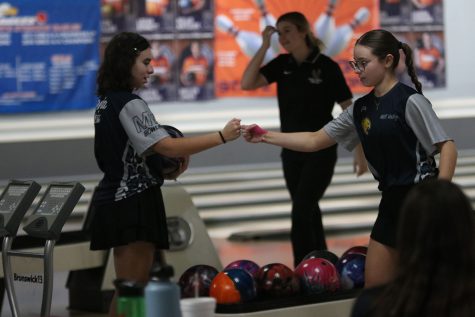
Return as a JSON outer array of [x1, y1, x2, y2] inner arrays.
[[145, 264, 182, 317], [114, 279, 145, 317]]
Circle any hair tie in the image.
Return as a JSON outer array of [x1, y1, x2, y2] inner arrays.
[[399, 41, 403, 49]]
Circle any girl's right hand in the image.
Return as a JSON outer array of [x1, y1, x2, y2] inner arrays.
[[242, 124, 267, 143], [261, 26, 277, 49], [221, 118, 242, 142]]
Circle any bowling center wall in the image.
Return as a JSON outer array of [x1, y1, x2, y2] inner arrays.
[[2, 0, 454, 114]]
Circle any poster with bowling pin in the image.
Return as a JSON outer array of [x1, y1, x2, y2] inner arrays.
[[214, 0, 379, 97]]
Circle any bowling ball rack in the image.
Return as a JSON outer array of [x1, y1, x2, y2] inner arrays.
[[215, 289, 359, 314]]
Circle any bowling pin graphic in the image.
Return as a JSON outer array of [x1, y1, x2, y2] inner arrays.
[[314, 0, 338, 47], [254, 0, 280, 56], [324, 7, 370, 57], [216, 14, 274, 63]]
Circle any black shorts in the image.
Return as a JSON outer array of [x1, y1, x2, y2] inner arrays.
[[370, 185, 414, 248], [89, 186, 169, 250]]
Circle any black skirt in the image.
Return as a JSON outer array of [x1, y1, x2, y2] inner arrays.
[[370, 185, 414, 248], [89, 186, 169, 250]]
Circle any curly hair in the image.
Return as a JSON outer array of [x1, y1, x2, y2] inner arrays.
[[97, 32, 150, 98]]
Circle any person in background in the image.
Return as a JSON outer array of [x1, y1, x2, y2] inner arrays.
[[414, 32, 444, 87], [243, 29, 457, 286], [241, 11, 367, 268], [180, 41, 209, 87], [350, 179, 475, 317], [92, 32, 241, 317]]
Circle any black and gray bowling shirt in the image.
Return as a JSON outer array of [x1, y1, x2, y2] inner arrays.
[[324, 82, 451, 191], [93, 90, 170, 205]]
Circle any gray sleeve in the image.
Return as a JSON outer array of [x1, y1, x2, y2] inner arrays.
[[405, 94, 452, 156], [323, 104, 360, 151], [119, 98, 170, 155]]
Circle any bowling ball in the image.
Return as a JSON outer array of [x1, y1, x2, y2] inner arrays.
[[145, 125, 184, 179], [210, 268, 257, 304], [302, 250, 339, 266], [224, 259, 260, 278], [295, 258, 340, 294], [336, 253, 366, 290], [342, 245, 368, 257], [255, 263, 300, 298], [178, 264, 219, 298]]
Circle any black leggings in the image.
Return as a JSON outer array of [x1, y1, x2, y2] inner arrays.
[[282, 146, 337, 267]]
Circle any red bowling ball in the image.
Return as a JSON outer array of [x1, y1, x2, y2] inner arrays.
[[255, 263, 300, 298], [295, 258, 340, 294]]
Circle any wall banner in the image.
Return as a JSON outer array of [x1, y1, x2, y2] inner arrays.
[[0, 0, 100, 113]]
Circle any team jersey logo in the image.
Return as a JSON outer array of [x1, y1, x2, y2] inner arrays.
[[308, 69, 323, 84], [361, 117, 371, 135]]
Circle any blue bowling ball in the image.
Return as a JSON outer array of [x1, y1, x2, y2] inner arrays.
[[336, 253, 366, 290], [210, 268, 257, 304]]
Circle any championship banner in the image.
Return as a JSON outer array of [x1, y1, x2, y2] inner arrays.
[[214, 0, 379, 97], [0, 0, 100, 113]]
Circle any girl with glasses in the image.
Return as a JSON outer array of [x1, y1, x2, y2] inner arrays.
[[243, 29, 457, 287]]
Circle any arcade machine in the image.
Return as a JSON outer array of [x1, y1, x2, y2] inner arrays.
[[1, 181, 84, 317]]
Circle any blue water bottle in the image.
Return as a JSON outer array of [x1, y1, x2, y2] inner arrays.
[[145, 264, 182, 317]]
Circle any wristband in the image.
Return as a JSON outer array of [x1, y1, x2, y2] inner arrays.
[[218, 131, 226, 143]]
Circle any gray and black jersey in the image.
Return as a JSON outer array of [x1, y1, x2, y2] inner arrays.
[[93, 90, 170, 205], [324, 82, 452, 191]]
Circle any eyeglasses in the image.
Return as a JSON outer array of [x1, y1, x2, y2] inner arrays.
[[348, 59, 372, 72]]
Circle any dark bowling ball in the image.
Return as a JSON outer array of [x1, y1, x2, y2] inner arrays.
[[224, 259, 260, 278], [341, 245, 368, 257], [295, 258, 340, 295], [210, 268, 257, 304], [178, 264, 219, 298], [255, 263, 300, 299], [302, 250, 339, 266], [336, 252, 366, 290], [145, 125, 184, 179]]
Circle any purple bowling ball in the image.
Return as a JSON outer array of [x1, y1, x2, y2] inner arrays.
[[224, 259, 260, 278], [178, 264, 219, 298]]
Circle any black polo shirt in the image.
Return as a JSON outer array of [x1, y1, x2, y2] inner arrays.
[[260, 49, 352, 133]]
